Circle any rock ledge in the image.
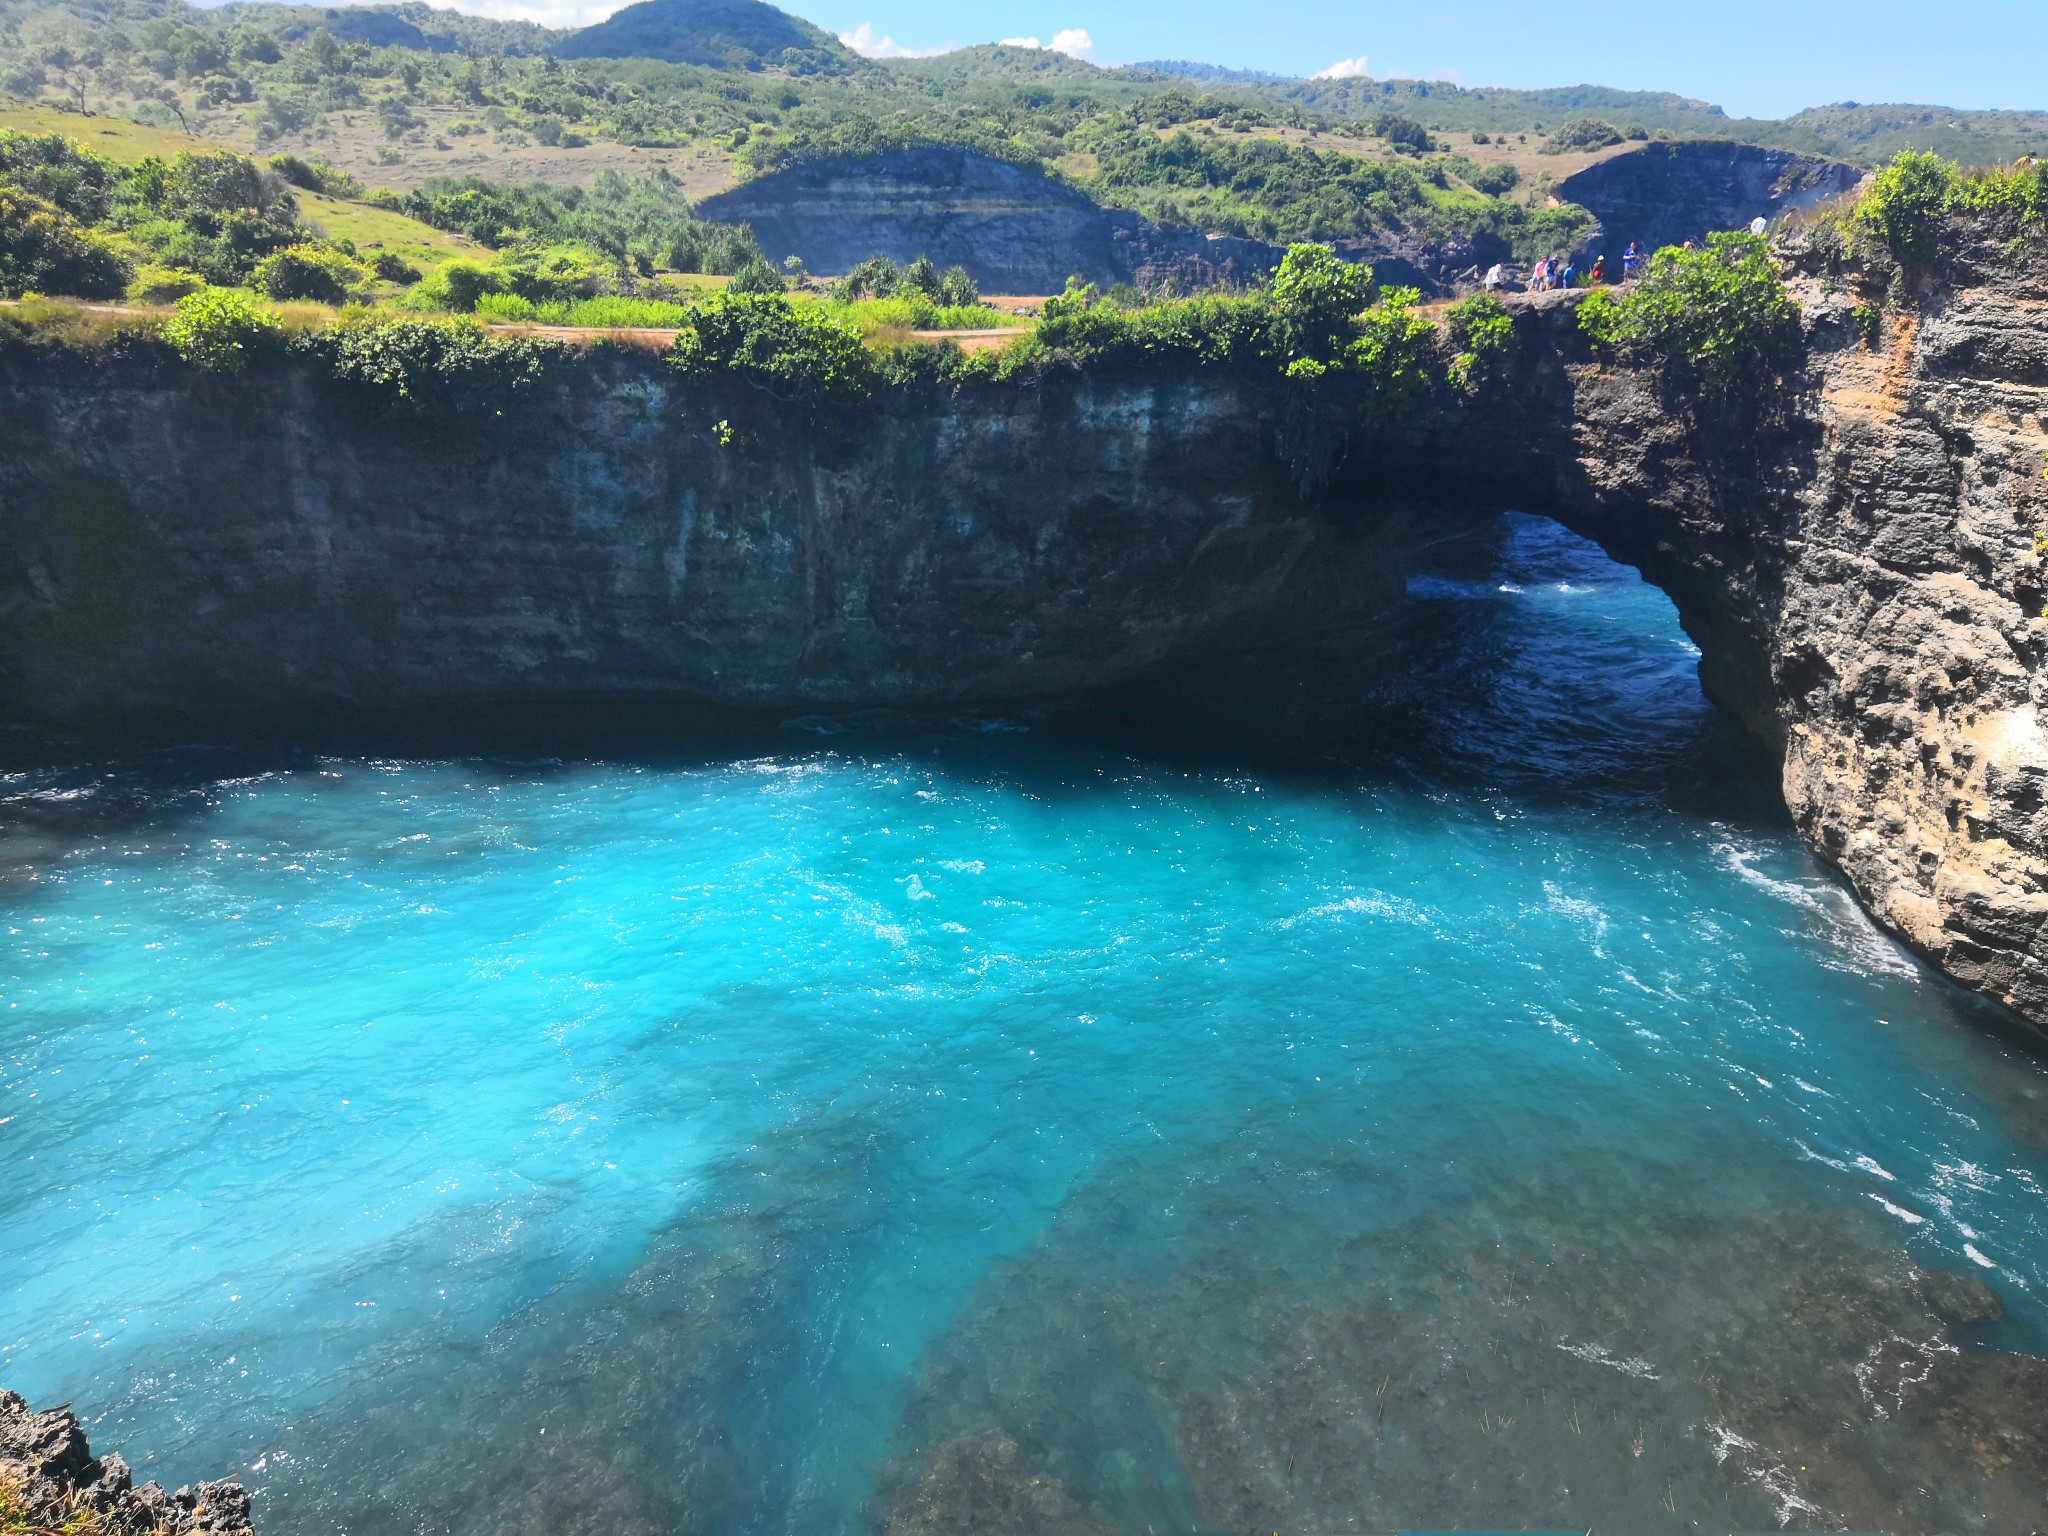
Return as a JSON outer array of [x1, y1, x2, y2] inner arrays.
[[0, 1390, 253, 1536]]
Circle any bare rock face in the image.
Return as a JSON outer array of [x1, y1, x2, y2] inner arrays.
[[1765, 267, 2048, 1020], [695, 147, 1284, 293], [0, 1390, 253, 1535], [1551, 234, 2048, 1026], [1556, 139, 1864, 255]]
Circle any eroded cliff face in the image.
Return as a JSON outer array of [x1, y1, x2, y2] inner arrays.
[[0, 356, 1411, 727], [1435, 243, 2048, 1027], [1721, 262, 2048, 1022], [3, 249, 2048, 1028]]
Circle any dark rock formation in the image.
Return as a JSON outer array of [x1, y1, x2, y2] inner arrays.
[[695, 148, 1285, 292], [0, 350, 1407, 726], [2, 227, 2048, 1030], [1558, 139, 1863, 253], [0, 1389, 254, 1535]]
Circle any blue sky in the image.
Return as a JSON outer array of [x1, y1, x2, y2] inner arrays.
[[802, 0, 2044, 120]]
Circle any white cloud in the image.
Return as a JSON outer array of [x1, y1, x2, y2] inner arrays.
[[1310, 55, 1371, 80], [837, 20, 953, 57], [997, 28, 1093, 57]]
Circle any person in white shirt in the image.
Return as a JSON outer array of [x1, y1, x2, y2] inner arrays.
[[1750, 214, 1769, 236], [1483, 262, 1504, 293]]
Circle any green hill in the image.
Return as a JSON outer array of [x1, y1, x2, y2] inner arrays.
[[553, 0, 854, 73]]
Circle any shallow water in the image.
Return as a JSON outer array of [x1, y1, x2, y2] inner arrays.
[[6, 514, 2048, 1535]]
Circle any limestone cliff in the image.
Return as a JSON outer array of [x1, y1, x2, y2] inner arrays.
[[1556, 139, 1864, 255], [3, 239, 2048, 1029], [695, 148, 1284, 292]]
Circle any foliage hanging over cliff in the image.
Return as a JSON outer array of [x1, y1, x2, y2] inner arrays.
[[302, 314, 556, 412], [665, 289, 873, 418], [1849, 149, 2048, 266], [160, 284, 275, 371], [1576, 231, 1798, 391]]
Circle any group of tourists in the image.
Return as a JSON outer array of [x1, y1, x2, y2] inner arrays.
[[1505, 242, 1642, 293], [1469, 209, 1780, 299]]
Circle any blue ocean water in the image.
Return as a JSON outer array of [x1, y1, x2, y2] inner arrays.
[[5, 514, 2048, 1535]]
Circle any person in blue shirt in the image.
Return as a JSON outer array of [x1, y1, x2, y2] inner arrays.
[[1622, 241, 1640, 280]]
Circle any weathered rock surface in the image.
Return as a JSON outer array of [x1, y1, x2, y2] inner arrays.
[[2, 232, 2048, 1030], [1557, 139, 1864, 253], [0, 1389, 254, 1535], [696, 147, 1285, 292]]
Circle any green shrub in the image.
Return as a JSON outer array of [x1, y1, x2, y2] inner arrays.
[[0, 130, 123, 221], [419, 261, 507, 312], [252, 243, 367, 304], [1576, 231, 1798, 391], [901, 254, 940, 297], [371, 251, 422, 285], [1267, 242, 1376, 363], [162, 287, 278, 373], [833, 254, 900, 301], [128, 264, 205, 305], [938, 265, 979, 307], [1858, 150, 1957, 265], [1369, 113, 1434, 152], [1444, 291, 1515, 388], [667, 292, 874, 420], [474, 292, 562, 323], [305, 316, 555, 412], [265, 153, 361, 198], [727, 258, 785, 295], [1343, 287, 1440, 418], [1543, 118, 1624, 154], [0, 186, 130, 299], [1464, 162, 1521, 197]]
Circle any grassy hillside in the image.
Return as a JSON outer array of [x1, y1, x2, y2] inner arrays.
[[0, 100, 484, 281], [0, 0, 2039, 283]]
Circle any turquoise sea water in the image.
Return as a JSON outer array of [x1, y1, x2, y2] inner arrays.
[[6, 515, 2048, 1534]]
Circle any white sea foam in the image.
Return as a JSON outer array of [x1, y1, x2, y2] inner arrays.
[[1868, 1194, 1926, 1224], [1556, 1338, 1659, 1378], [1715, 837, 1920, 979]]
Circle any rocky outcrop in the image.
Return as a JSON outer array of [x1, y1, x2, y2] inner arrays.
[[2, 233, 2048, 1028], [0, 1389, 254, 1535], [696, 148, 1285, 292], [1557, 139, 1864, 253]]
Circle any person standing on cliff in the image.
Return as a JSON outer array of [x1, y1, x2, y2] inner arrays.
[[1561, 258, 1578, 289], [1750, 214, 1769, 236], [1622, 241, 1640, 279], [1590, 254, 1606, 284], [1483, 262, 1504, 293]]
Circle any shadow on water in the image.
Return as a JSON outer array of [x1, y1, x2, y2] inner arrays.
[[1, 513, 1785, 884]]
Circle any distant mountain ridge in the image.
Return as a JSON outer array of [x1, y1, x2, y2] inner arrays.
[[553, 0, 856, 72]]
